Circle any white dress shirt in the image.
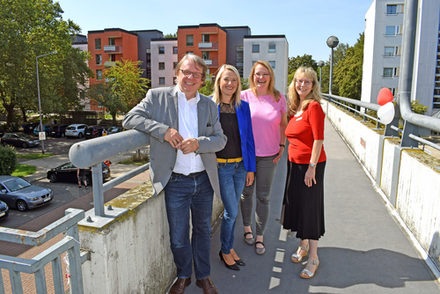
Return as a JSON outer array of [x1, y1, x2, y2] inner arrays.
[[173, 90, 205, 175]]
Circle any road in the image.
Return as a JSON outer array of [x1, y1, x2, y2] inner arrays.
[[0, 133, 149, 256]]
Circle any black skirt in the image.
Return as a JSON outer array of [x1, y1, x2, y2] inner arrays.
[[281, 161, 326, 240]]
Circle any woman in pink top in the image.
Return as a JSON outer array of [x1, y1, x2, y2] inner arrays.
[[240, 60, 288, 255]]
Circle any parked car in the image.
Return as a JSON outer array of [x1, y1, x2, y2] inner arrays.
[[106, 126, 123, 134], [0, 200, 9, 218], [33, 124, 51, 136], [47, 162, 111, 184], [1, 133, 40, 148], [65, 124, 87, 138], [0, 176, 53, 211], [49, 124, 68, 137], [85, 125, 104, 139], [22, 122, 39, 135]]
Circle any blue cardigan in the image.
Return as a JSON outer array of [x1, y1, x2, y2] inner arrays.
[[218, 101, 256, 172]]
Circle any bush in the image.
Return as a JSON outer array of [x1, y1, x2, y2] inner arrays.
[[0, 145, 18, 175]]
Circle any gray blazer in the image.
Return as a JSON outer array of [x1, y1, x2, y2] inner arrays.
[[122, 86, 227, 197]]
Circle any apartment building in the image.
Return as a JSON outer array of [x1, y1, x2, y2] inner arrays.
[[362, 0, 440, 115], [224, 26, 251, 77], [72, 34, 90, 111], [243, 35, 289, 94], [150, 38, 178, 88], [130, 30, 163, 83], [177, 24, 227, 76], [87, 28, 138, 111]]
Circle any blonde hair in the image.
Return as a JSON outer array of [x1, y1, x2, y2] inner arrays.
[[175, 53, 207, 81], [213, 64, 242, 106], [248, 60, 281, 102], [287, 66, 322, 116]]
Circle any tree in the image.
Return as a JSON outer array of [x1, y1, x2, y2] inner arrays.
[[0, 0, 90, 128], [89, 59, 148, 123], [164, 33, 177, 38], [320, 42, 349, 95], [287, 54, 318, 86], [334, 33, 364, 99]]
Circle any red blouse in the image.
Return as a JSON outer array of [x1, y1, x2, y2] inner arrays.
[[285, 101, 326, 164]]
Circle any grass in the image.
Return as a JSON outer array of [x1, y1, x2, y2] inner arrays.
[[16, 153, 54, 160], [119, 154, 150, 166], [11, 164, 37, 177]]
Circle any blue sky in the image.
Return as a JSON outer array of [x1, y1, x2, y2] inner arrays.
[[57, 0, 372, 62]]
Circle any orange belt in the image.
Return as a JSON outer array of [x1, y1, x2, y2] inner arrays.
[[217, 157, 243, 163]]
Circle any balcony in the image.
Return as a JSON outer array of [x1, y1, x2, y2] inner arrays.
[[104, 45, 122, 53], [198, 42, 218, 50], [203, 59, 218, 67], [104, 61, 116, 67]]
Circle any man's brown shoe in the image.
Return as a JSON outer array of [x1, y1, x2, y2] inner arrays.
[[195, 277, 218, 294], [169, 277, 191, 294]]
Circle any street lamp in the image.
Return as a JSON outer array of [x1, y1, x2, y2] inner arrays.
[[326, 36, 339, 95], [36, 50, 57, 154], [317, 60, 324, 85]]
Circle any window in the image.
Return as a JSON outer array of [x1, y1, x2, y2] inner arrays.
[[202, 34, 210, 42], [268, 43, 276, 53], [383, 68, 393, 77], [384, 46, 399, 56], [187, 51, 193, 55], [386, 4, 403, 14], [269, 61, 276, 69], [108, 38, 115, 46], [159, 46, 165, 54], [389, 88, 397, 96], [173, 47, 178, 54], [110, 54, 116, 62], [202, 51, 210, 60], [159, 62, 165, 70], [383, 67, 399, 77], [252, 44, 260, 53], [385, 25, 400, 35], [386, 4, 397, 15], [96, 70, 102, 81], [95, 39, 101, 50], [173, 62, 178, 69], [159, 77, 165, 85], [186, 35, 193, 47], [96, 54, 102, 65]]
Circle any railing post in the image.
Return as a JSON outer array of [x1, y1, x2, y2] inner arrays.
[[401, 121, 419, 148], [91, 163, 104, 217]]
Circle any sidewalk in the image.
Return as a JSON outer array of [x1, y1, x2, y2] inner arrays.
[[184, 119, 440, 294]]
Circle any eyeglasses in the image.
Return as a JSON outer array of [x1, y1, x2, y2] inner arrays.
[[254, 73, 270, 78], [296, 79, 313, 86], [180, 69, 203, 79]]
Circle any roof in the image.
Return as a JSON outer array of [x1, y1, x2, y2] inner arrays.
[[244, 35, 286, 39], [88, 28, 138, 37]]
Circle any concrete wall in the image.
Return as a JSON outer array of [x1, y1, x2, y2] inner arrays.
[[79, 182, 224, 294], [323, 100, 440, 270]]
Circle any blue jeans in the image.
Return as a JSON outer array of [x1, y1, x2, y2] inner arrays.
[[164, 171, 214, 280], [218, 161, 247, 254]]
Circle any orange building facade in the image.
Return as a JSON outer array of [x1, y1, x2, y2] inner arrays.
[[87, 28, 138, 111], [177, 24, 227, 76]]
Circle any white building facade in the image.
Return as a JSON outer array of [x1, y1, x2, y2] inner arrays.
[[362, 0, 440, 115], [150, 38, 178, 88], [243, 35, 289, 95]]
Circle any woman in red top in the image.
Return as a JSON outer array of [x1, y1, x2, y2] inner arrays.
[[282, 66, 326, 279]]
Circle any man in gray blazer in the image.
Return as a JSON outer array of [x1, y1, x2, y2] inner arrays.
[[123, 54, 226, 294]]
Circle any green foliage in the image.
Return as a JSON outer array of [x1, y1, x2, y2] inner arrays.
[[334, 33, 364, 99], [16, 153, 54, 160], [241, 78, 249, 91], [199, 74, 214, 97], [288, 54, 318, 76], [0, 0, 90, 127], [11, 164, 36, 177], [411, 100, 428, 114], [90, 60, 149, 122], [0, 145, 17, 175], [164, 33, 177, 38]]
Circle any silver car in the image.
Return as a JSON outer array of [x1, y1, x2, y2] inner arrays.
[[0, 176, 53, 211]]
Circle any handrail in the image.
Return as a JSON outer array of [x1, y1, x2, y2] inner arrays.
[[69, 130, 150, 217]]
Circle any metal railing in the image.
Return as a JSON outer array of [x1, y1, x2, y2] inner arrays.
[[68, 130, 150, 217], [0, 208, 85, 294], [323, 93, 440, 153]]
